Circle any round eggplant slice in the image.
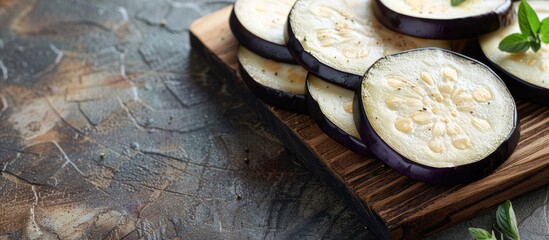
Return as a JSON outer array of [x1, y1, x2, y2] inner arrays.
[[306, 74, 369, 156], [354, 48, 519, 185], [287, 0, 450, 89], [479, 1, 549, 106], [372, 0, 514, 39], [230, 0, 297, 63], [238, 46, 307, 113]]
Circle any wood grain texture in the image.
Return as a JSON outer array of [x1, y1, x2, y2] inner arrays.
[[189, 6, 549, 239]]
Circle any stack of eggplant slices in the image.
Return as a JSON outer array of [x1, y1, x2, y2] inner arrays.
[[231, 0, 548, 185]]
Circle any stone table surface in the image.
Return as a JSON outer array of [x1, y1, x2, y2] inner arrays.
[[0, 0, 546, 239]]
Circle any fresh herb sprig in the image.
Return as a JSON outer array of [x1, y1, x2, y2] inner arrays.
[[468, 228, 498, 240], [451, 0, 467, 7], [469, 200, 520, 240], [499, 0, 549, 53]]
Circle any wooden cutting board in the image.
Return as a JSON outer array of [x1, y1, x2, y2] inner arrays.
[[189, 6, 549, 239]]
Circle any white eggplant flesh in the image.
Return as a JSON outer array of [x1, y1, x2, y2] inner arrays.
[[238, 46, 307, 113], [380, 0, 507, 19], [234, 0, 296, 45], [359, 48, 517, 169], [308, 75, 360, 139], [287, 0, 450, 88]]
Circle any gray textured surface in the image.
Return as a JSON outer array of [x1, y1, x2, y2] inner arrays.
[[0, 0, 546, 239]]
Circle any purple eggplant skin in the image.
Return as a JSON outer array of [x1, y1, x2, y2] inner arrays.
[[286, 20, 363, 90], [352, 51, 520, 185], [353, 93, 520, 185], [238, 64, 307, 114], [229, 8, 296, 64], [371, 0, 516, 40], [305, 75, 371, 156], [477, 50, 549, 106]]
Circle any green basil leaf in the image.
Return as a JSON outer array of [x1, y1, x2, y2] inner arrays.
[[506, 200, 520, 240], [531, 40, 541, 52], [496, 204, 513, 237], [451, 0, 466, 7], [540, 17, 549, 43], [468, 228, 497, 240], [518, 0, 541, 36], [498, 33, 531, 53], [496, 200, 520, 240]]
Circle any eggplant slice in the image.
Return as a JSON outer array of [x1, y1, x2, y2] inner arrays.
[[238, 46, 307, 113], [287, 0, 450, 89], [479, 1, 549, 106], [306, 74, 369, 156], [354, 48, 519, 185], [230, 0, 297, 63], [372, 0, 514, 39]]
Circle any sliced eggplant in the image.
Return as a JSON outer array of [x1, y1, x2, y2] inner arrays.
[[372, 0, 514, 39], [354, 48, 519, 185], [306, 74, 369, 156], [479, 1, 549, 106], [238, 46, 307, 113], [287, 0, 450, 89], [230, 0, 297, 63]]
